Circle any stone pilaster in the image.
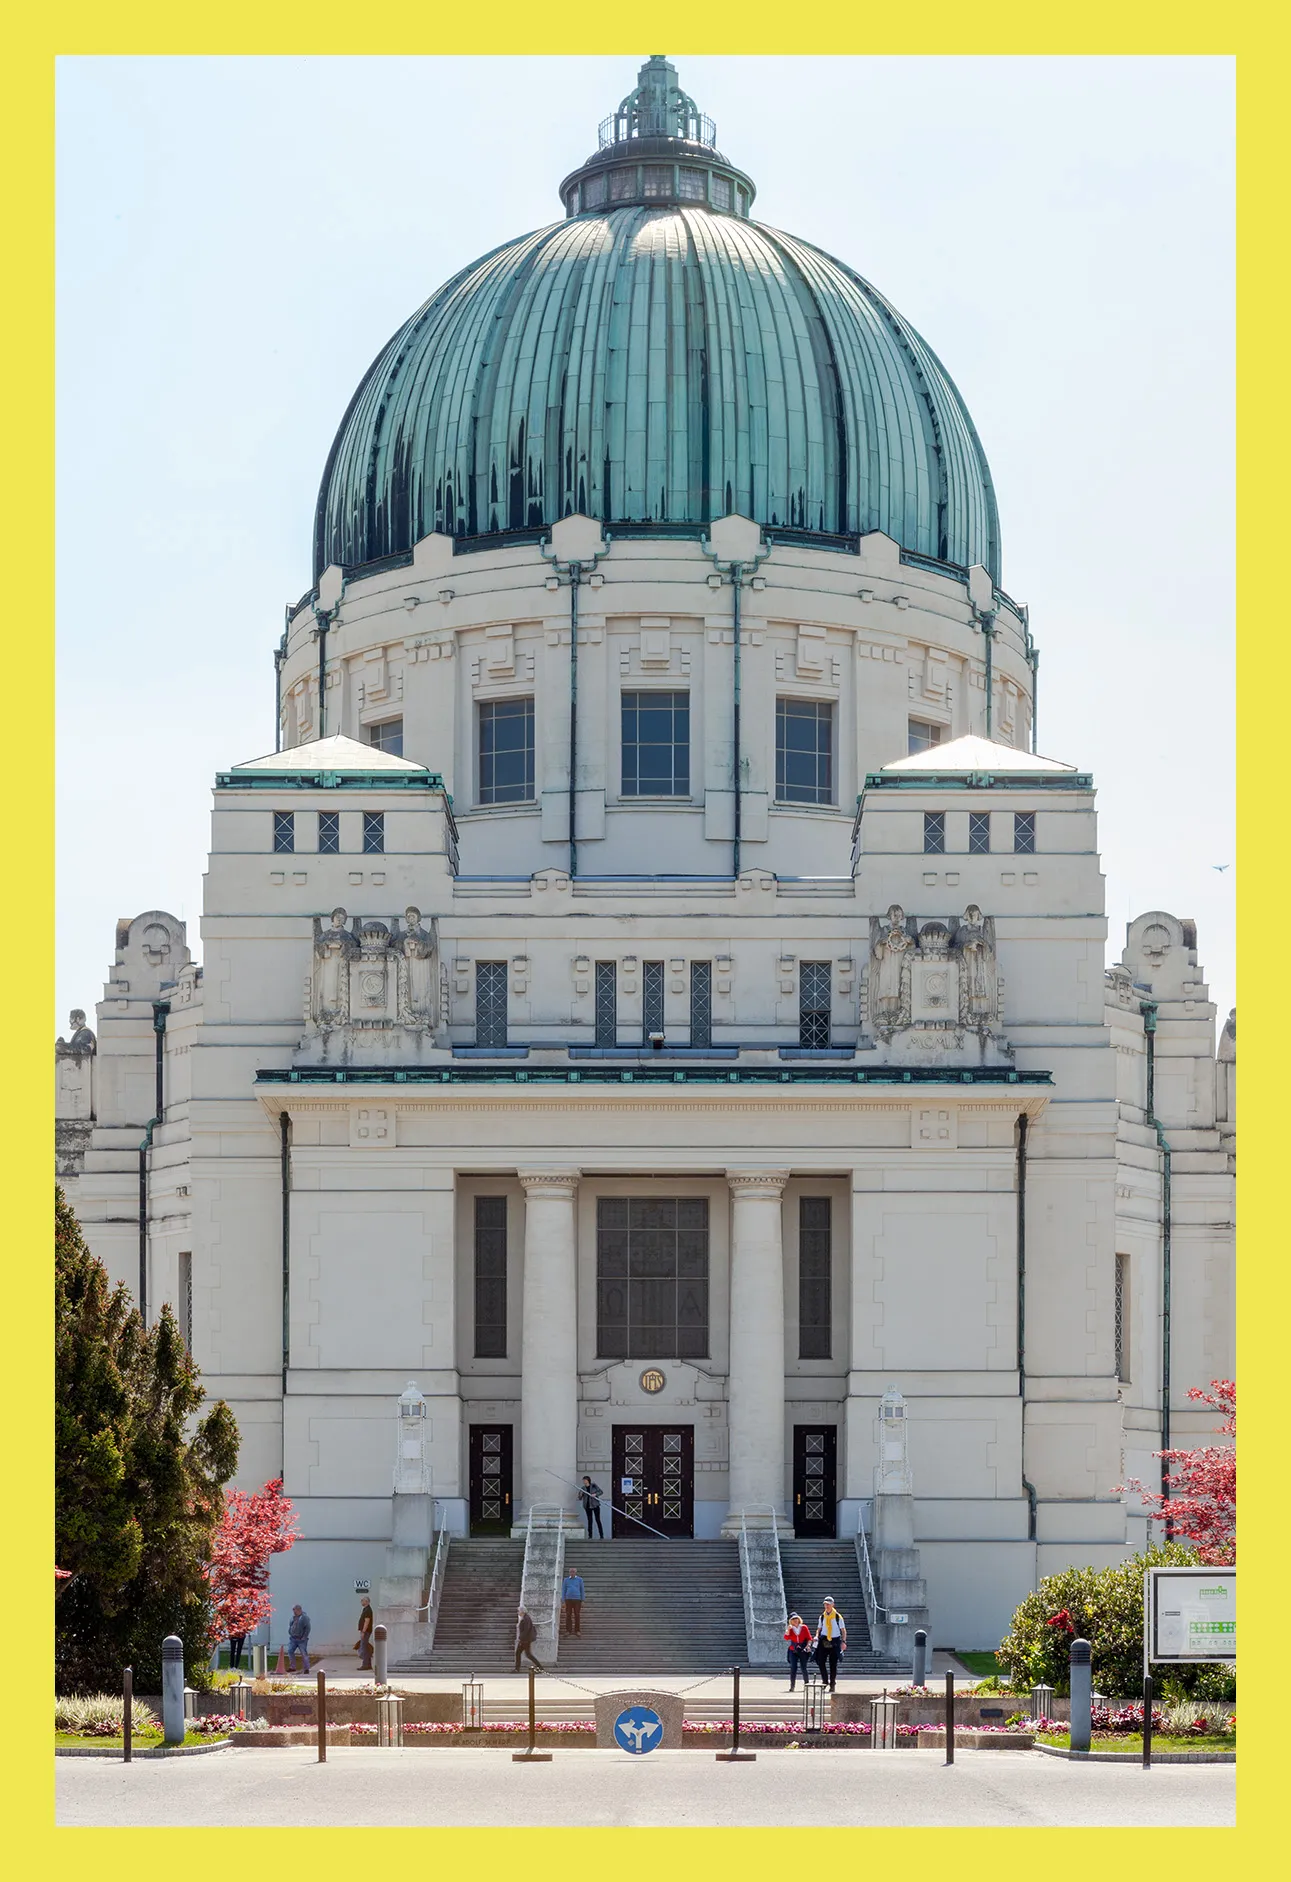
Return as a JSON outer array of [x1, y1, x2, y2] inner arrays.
[[723, 1169, 791, 1533], [518, 1170, 581, 1519]]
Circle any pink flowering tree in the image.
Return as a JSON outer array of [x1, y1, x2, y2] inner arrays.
[[206, 1477, 300, 1642], [1121, 1379, 1236, 1564]]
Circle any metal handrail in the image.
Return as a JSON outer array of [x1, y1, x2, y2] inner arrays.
[[738, 1508, 788, 1661], [855, 1508, 889, 1629], [417, 1525, 450, 1625], [523, 1504, 566, 1653]]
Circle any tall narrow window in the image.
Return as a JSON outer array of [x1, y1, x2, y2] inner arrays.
[[273, 811, 295, 854], [798, 1199, 832, 1359], [362, 811, 384, 854], [690, 961, 712, 1048], [923, 811, 945, 854], [479, 698, 535, 804], [318, 810, 340, 854], [643, 961, 665, 1040], [1115, 1252, 1130, 1383], [178, 1251, 193, 1353], [776, 698, 834, 804], [365, 718, 404, 756], [475, 961, 508, 1048], [595, 962, 618, 1047], [908, 719, 944, 756], [799, 962, 832, 1048], [1014, 811, 1036, 854], [969, 811, 991, 855], [596, 1197, 709, 1359], [474, 1197, 508, 1358], [621, 691, 689, 797]]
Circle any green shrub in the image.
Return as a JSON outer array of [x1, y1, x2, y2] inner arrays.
[[55, 1693, 161, 1736]]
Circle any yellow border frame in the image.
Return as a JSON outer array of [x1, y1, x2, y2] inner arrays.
[[7, 4, 1277, 1873]]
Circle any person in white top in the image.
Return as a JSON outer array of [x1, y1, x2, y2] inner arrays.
[[813, 1597, 847, 1691]]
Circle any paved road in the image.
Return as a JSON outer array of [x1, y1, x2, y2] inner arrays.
[[56, 1747, 1235, 1828]]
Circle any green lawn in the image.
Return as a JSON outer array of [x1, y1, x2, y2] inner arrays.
[[55, 1730, 220, 1750], [953, 1651, 1006, 1679], [1036, 1732, 1236, 1755]]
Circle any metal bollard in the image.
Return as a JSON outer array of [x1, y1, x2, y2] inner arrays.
[[317, 1668, 327, 1763], [372, 1623, 388, 1687], [715, 1664, 756, 1762], [376, 1692, 404, 1747], [511, 1663, 551, 1762], [161, 1635, 186, 1745], [122, 1666, 133, 1764], [944, 1669, 955, 1765], [1142, 1673, 1154, 1770], [252, 1642, 268, 1680], [912, 1629, 928, 1688], [1069, 1639, 1092, 1753]]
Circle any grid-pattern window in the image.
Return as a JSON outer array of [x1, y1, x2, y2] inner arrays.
[[475, 961, 508, 1048], [178, 1251, 193, 1354], [643, 164, 671, 197], [776, 698, 833, 804], [479, 698, 535, 805], [798, 1199, 832, 1360], [908, 719, 945, 756], [1115, 1253, 1130, 1383], [969, 811, 991, 855], [273, 811, 295, 854], [595, 962, 617, 1047], [596, 1197, 709, 1359], [583, 174, 606, 208], [318, 810, 340, 854], [736, 187, 748, 216], [362, 811, 384, 854], [690, 961, 712, 1048], [800, 961, 832, 1048], [678, 167, 707, 200], [711, 174, 732, 210], [1014, 811, 1036, 854], [610, 168, 637, 201], [643, 961, 665, 1041], [622, 691, 689, 797], [365, 718, 403, 756], [473, 1197, 508, 1358], [923, 811, 945, 854]]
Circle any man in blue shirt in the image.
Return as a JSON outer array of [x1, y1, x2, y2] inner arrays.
[[562, 1569, 585, 1636]]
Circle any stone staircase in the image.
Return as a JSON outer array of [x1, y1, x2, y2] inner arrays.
[[556, 1539, 749, 1674], [398, 1538, 525, 1673], [778, 1539, 908, 1676]]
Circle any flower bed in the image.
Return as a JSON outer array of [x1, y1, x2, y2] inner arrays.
[[227, 1718, 1033, 1751]]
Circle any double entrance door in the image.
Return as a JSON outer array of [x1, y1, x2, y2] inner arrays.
[[793, 1425, 838, 1537], [468, 1424, 513, 1535], [611, 1425, 695, 1538]]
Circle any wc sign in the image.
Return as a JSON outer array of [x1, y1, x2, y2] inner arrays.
[[1145, 1567, 1236, 1670]]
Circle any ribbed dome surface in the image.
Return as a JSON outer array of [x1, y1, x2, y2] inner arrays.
[[314, 207, 1000, 581]]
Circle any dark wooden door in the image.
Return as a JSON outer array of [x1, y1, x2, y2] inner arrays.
[[793, 1425, 837, 1538], [468, 1424, 513, 1535], [611, 1425, 695, 1538]]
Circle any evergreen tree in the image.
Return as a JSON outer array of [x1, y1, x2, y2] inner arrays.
[[55, 1187, 239, 1691]]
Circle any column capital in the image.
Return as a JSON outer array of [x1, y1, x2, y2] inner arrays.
[[726, 1169, 791, 1198], [517, 1168, 581, 1196]]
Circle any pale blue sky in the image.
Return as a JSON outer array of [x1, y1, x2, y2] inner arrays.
[[55, 55, 1235, 1028]]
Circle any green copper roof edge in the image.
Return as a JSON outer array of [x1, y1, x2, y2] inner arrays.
[[215, 771, 451, 795], [859, 772, 1092, 792], [256, 1065, 1051, 1088]]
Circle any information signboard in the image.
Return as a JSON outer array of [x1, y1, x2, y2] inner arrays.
[[1144, 1567, 1236, 1671]]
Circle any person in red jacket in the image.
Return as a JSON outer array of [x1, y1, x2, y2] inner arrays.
[[784, 1613, 813, 1690]]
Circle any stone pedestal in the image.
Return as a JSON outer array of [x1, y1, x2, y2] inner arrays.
[[518, 1170, 580, 1515], [379, 1491, 435, 1664], [722, 1170, 790, 1533], [868, 1492, 930, 1662]]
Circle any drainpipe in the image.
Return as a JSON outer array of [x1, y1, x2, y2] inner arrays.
[[1141, 1001, 1173, 1532], [1022, 605, 1038, 753], [274, 612, 290, 752], [1016, 1110, 1038, 1542], [137, 1001, 170, 1324], [312, 604, 337, 740], [539, 537, 608, 878], [280, 1111, 291, 1463], [976, 608, 997, 738], [701, 537, 770, 877]]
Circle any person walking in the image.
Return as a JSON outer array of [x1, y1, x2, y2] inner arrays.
[[227, 1629, 247, 1671], [784, 1612, 813, 1690], [287, 1604, 312, 1674], [579, 1476, 605, 1539], [514, 1604, 544, 1673], [562, 1568, 585, 1635], [355, 1595, 375, 1672], [813, 1597, 846, 1692]]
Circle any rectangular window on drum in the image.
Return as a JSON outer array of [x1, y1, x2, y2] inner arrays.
[[475, 961, 508, 1048], [799, 961, 832, 1048], [1014, 810, 1036, 854], [776, 698, 833, 805], [596, 1196, 709, 1360], [273, 811, 294, 853], [365, 718, 403, 756], [595, 961, 617, 1047], [642, 961, 665, 1041], [690, 961, 712, 1048], [474, 1197, 508, 1358], [318, 810, 340, 854], [923, 811, 945, 854], [362, 811, 384, 854], [621, 691, 689, 797], [479, 698, 535, 805], [798, 1199, 831, 1359]]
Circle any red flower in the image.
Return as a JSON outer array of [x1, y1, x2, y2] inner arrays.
[[1045, 1608, 1075, 1633]]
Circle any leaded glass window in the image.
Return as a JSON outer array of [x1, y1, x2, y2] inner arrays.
[[610, 168, 637, 202], [800, 961, 832, 1048], [643, 961, 665, 1041], [596, 1197, 709, 1360], [643, 165, 671, 198], [475, 961, 508, 1048], [178, 1251, 193, 1354], [923, 811, 945, 854], [318, 810, 340, 854], [690, 961, 712, 1048], [583, 173, 606, 208], [273, 811, 295, 854], [678, 168, 706, 201], [1115, 1252, 1130, 1383], [776, 698, 833, 804], [622, 691, 689, 797], [474, 1196, 507, 1358], [969, 811, 991, 855], [798, 1199, 831, 1359], [362, 811, 384, 854], [365, 717, 403, 756], [711, 174, 732, 210], [595, 961, 617, 1047], [1014, 811, 1036, 854], [479, 698, 534, 805]]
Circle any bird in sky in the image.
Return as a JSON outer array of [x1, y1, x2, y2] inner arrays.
[[1213, 864, 1230, 872]]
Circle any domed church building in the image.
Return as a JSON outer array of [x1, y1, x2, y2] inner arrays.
[[58, 58, 1234, 1660]]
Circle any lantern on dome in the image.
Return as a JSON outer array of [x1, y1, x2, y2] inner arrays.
[[394, 1380, 431, 1494]]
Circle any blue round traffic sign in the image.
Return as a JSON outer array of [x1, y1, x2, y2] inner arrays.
[[613, 1705, 664, 1754]]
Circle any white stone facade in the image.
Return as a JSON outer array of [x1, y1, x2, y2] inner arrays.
[[58, 522, 1235, 1653]]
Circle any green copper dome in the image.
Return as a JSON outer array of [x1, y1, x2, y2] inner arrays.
[[314, 59, 1001, 582]]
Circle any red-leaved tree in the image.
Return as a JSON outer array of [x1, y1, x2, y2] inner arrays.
[[1121, 1380, 1235, 1564], [206, 1477, 300, 1641]]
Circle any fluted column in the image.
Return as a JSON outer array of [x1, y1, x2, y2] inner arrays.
[[725, 1169, 790, 1528], [518, 1169, 581, 1518]]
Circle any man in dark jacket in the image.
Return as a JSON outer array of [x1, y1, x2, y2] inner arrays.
[[515, 1605, 544, 1673], [355, 1596, 375, 1671], [579, 1476, 605, 1539]]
